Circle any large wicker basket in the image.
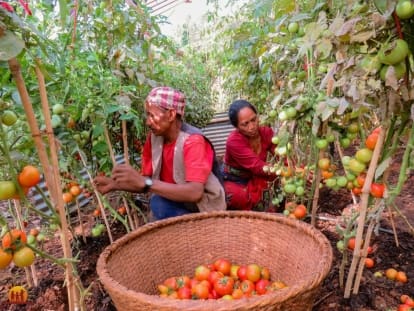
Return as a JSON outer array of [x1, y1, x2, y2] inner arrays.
[[97, 211, 333, 311]]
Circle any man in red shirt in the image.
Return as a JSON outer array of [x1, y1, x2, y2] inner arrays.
[[94, 87, 226, 220]]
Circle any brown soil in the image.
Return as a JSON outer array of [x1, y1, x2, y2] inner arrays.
[[0, 153, 413, 311]]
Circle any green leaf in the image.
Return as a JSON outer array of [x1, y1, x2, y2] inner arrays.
[[0, 31, 25, 61]]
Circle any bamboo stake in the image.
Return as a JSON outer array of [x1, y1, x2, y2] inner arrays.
[[344, 127, 385, 298], [13, 200, 37, 287], [8, 58, 79, 311], [35, 62, 82, 310], [78, 151, 114, 243], [352, 202, 381, 294], [103, 125, 136, 230]]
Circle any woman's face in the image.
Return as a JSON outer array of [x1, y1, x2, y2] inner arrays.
[[237, 107, 259, 138]]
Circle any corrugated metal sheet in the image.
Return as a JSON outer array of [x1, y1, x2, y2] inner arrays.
[[202, 112, 233, 158]]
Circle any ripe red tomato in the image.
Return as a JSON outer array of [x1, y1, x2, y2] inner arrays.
[[163, 277, 178, 290], [176, 275, 191, 288], [208, 270, 224, 286], [18, 165, 41, 187], [213, 258, 232, 275], [194, 264, 211, 281], [370, 183, 385, 198], [246, 263, 261, 282], [177, 286, 192, 299], [255, 279, 270, 295], [237, 265, 248, 281], [239, 279, 255, 295], [214, 276, 235, 297], [191, 283, 209, 299]]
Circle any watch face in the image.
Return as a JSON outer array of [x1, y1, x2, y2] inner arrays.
[[145, 178, 153, 187]]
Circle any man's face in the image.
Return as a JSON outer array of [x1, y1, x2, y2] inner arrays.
[[144, 102, 174, 136]]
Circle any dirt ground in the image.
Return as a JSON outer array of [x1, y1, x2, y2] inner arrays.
[[0, 151, 413, 310]]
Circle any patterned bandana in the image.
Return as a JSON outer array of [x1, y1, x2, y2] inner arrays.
[[146, 87, 186, 116]]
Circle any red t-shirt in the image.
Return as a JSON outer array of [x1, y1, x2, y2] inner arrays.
[[141, 133, 214, 183], [224, 126, 274, 178]]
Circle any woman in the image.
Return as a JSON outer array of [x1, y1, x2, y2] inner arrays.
[[223, 99, 277, 211]]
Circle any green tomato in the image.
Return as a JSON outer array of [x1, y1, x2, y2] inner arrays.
[[336, 176, 348, 188], [283, 183, 296, 194], [271, 136, 279, 145], [268, 110, 277, 118], [278, 110, 288, 121], [348, 158, 366, 175], [315, 139, 328, 150], [326, 133, 335, 143], [1, 110, 18, 126], [378, 39, 409, 65], [285, 107, 297, 119], [288, 22, 299, 34], [0, 181, 17, 200], [52, 103, 65, 115], [27, 234, 37, 245], [336, 240, 345, 252], [341, 156, 352, 166], [325, 178, 337, 188], [347, 122, 359, 134], [295, 186, 305, 196], [91, 226, 103, 237], [340, 137, 351, 148], [355, 148, 373, 163], [396, 0, 414, 19]]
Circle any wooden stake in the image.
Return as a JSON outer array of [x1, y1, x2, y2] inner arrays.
[[344, 127, 385, 298], [8, 58, 80, 311]]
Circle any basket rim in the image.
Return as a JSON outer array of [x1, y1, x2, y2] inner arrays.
[[96, 211, 333, 309]]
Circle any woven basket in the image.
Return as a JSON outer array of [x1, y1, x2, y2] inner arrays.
[[97, 211, 333, 311]]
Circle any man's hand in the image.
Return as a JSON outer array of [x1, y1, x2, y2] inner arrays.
[[93, 175, 116, 194], [111, 164, 145, 193]]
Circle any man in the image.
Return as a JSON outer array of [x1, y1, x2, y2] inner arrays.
[[94, 86, 226, 220]]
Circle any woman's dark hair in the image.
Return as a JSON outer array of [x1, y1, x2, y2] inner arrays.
[[228, 99, 257, 127]]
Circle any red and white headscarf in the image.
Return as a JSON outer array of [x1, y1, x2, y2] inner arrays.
[[146, 87, 186, 116]]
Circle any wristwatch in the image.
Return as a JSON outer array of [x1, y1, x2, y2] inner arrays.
[[143, 177, 153, 193]]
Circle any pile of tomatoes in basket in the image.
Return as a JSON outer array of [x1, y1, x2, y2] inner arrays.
[[157, 258, 287, 300]]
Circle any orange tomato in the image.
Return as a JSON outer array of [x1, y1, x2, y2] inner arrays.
[[347, 237, 356, 250], [246, 263, 261, 282], [117, 206, 127, 215], [69, 185, 82, 197], [396, 271, 408, 283], [93, 209, 101, 217], [385, 268, 398, 280], [232, 288, 244, 299], [2, 229, 27, 251], [318, 158, 331, 170], [293, 204, 307, 219], [356, 174, 366, 187], [0, 247, 13, 269], [365, 133, 378, 150], [18, 165, 41, 187], [364, 258, 374, 268], [321, 170, 334, 179], [62, 192, 73, 203]]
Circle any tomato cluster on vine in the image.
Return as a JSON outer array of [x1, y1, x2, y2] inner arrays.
[[157, 258, 287, 300], [0, 228, 35, 269]]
